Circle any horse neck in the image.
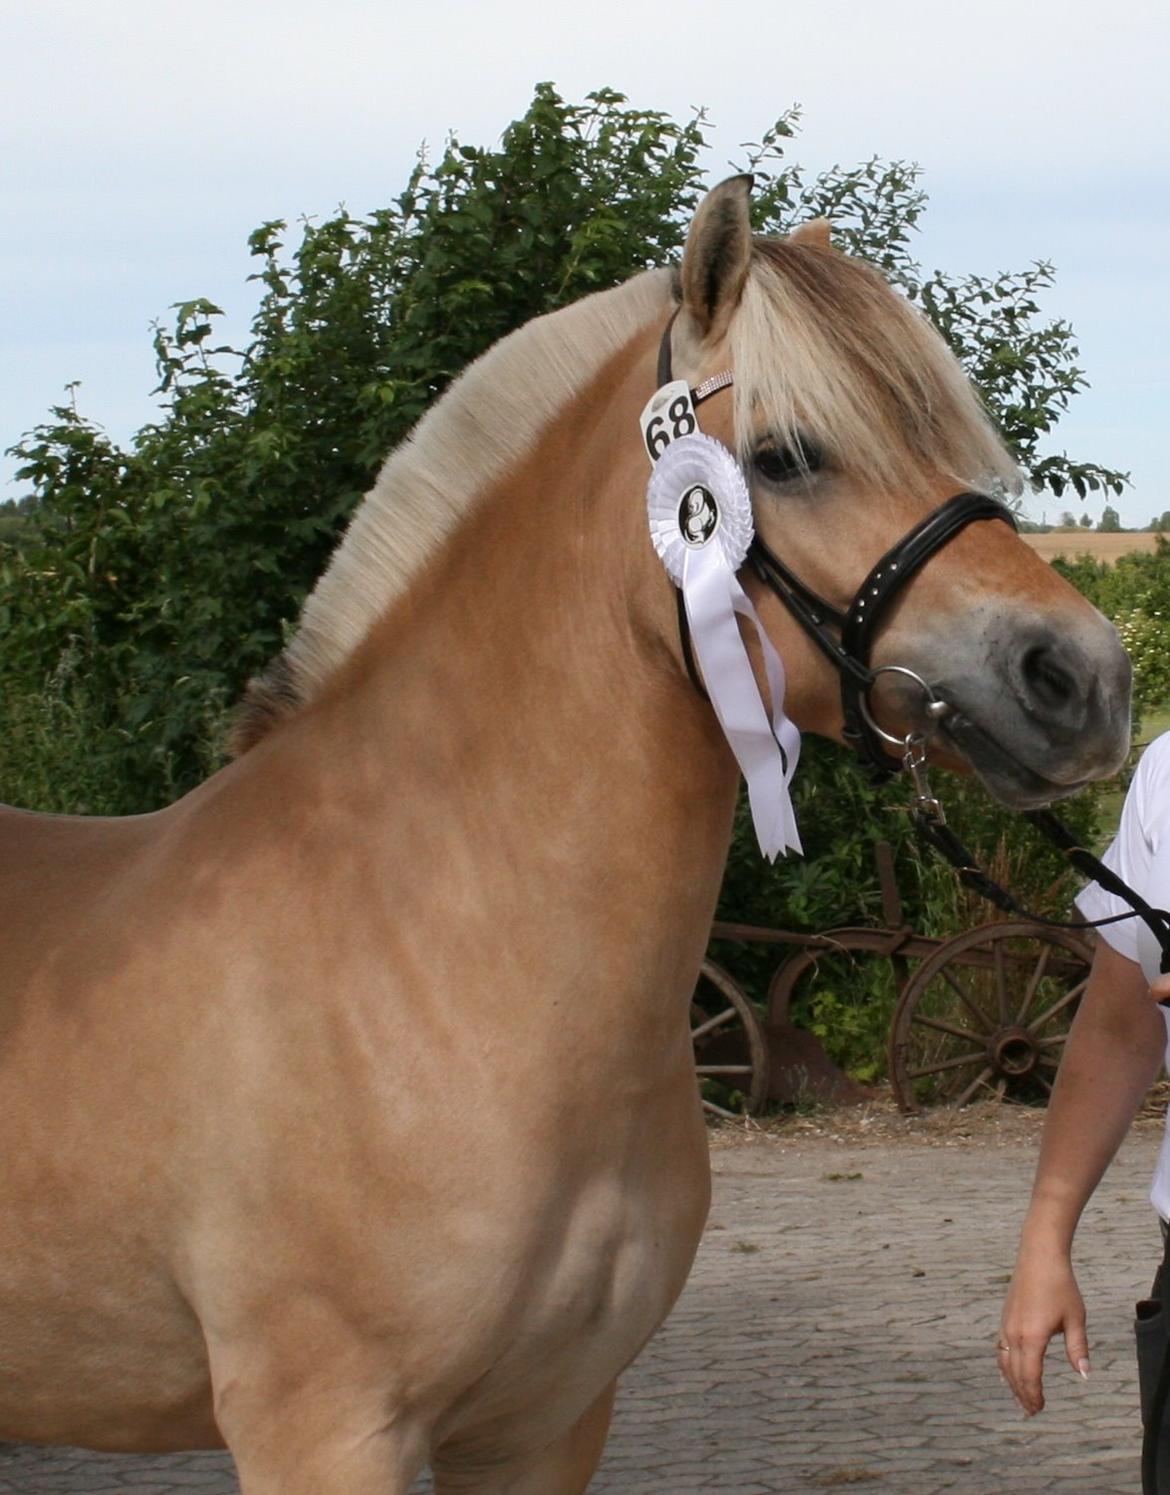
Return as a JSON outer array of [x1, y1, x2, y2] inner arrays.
[[286, 329, 740, 956]]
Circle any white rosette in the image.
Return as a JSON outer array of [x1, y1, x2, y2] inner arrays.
[[647, 433, 802, 858]]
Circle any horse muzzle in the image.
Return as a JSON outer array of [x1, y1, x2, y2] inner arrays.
[[888, 608, 1132, 808]]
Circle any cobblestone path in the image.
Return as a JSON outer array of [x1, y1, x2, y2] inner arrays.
[[1, 1110, 1158, 1492]]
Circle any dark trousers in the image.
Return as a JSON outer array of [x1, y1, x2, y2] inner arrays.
[[1137, 1219, 1170, 1494]]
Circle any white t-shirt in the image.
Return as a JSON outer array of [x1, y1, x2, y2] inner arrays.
[[1075, 731, 1170, 1217]]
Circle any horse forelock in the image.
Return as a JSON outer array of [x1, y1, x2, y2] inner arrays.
[[730, 239, 1021, 502]]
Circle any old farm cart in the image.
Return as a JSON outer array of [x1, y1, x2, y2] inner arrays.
[[690, 842, 1092, 1116]]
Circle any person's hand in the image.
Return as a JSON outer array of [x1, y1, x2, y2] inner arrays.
[[999, 1248, 1090, 1414]]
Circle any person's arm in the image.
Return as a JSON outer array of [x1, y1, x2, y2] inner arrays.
[[1000, 938, 1164, 1414]]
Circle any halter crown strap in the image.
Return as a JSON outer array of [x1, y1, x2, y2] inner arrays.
[[656, 312, 734, 411], [656, 311, 676, 388]]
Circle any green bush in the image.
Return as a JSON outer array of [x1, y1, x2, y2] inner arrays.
[[1115, 609, 1170, 718]]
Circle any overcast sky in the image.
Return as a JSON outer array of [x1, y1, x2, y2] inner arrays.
[[3, 0, 1167, 525]]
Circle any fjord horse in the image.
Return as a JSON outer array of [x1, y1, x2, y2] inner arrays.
[[0, 178, 1130, 1491]]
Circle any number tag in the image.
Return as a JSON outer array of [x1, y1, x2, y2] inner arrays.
[[639, 380, 697, 465]]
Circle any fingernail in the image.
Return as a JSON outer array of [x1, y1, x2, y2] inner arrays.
[[1077, 1359, 1090, 1379]]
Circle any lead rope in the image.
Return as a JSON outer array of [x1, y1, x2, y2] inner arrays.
[[903, 733, 1170, 975]]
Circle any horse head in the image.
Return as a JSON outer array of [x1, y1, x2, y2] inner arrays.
[[662, 176, 1130, 810]]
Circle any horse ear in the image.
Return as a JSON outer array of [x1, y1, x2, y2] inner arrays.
[[680, 174, 754, 340], [789, 217, 833, 251]]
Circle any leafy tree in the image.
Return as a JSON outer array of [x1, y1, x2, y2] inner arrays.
[[1099, 506, 1122, 532], [1080, 512, 1093, 527]]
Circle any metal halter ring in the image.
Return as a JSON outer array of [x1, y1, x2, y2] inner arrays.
[[856, 665, 950, 750]]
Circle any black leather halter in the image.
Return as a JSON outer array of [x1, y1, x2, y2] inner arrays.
[[655, 314, 1016, 776]]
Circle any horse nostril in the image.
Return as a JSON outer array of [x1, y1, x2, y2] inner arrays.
[[1021, 644, 1078, 712]]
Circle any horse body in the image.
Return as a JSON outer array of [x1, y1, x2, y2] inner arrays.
[[0, 181, 1133, 1490], [0, 326, 732, 1484]]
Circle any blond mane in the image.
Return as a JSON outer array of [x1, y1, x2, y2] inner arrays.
[[231, 268, 672, 751], [233, 236, 1019, 753]]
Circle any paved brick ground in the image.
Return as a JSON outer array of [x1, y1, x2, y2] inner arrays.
[[1, 1109, 1160, 1492]]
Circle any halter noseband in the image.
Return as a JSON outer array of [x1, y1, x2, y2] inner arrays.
[[656, 314, 1017, 776], [748, 492, 1017, 776]]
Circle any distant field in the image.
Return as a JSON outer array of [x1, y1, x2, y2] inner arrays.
[[1022, 530, 1162, 564]]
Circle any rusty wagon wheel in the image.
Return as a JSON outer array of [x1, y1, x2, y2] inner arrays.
[[888, 922, 1092, 1113], [691, 959, 770, 1118]]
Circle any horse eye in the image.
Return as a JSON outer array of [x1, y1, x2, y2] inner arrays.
[[752, 439, 823, 485]]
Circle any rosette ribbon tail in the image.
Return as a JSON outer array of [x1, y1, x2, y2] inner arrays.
[[681, 547, 802, 858]]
